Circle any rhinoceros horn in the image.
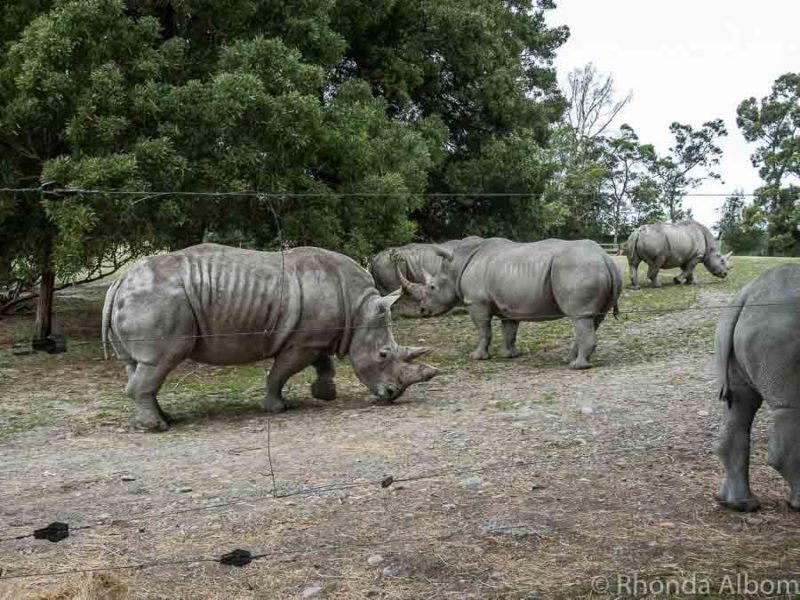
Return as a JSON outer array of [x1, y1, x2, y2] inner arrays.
[[398, 345, 430, 362], [399, 363, 440, 386], [394, 261, 426, 301], [724, 251, 733, 262], [432, 245, 454, 261]]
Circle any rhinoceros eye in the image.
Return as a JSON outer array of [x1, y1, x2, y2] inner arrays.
[[378, 347, 391, 359]]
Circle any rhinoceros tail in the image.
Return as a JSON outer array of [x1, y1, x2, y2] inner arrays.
[[624, 228, 640, 264], [102, 277, 124, 360], [715, 289, 746, 406], [602, 252, 623, 319]]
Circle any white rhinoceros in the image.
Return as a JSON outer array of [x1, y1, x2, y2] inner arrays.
[[369, 236, 483, 316], [102, 244, 439, 430], [624, 220, 731, 289], [396, 237, 621, 369], [714, 263, 800, 511]]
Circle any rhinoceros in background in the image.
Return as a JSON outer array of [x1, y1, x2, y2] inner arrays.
[[102, 244, 439, 431], [397, 237, 621, 369], [369, 236, 483, 316], [624, 220, 731, 289], [714, 263, 800, 511]]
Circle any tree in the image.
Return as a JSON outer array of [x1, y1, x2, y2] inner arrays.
[[564, 62, 632, 143], [647, 119, 728, 222], [546, 63, 631, 240], [737, 73, 800, 255], [599, 124, 651, 247], [0, 0, 445, 343], [714, 192, 767, 255], [332, 0, 570, 238]]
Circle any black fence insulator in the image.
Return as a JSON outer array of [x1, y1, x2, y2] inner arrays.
[[381, 475, 394, 488], [219, 549, 253, 567], [33, 522, 69, 543]]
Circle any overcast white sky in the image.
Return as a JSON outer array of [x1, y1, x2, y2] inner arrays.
[[548, 0, 800, 227]]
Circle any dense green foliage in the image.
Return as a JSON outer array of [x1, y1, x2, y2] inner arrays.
[[0, 0, 567, 332], [737, 73, 800, 256]]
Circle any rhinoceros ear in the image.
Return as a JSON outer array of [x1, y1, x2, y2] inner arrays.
[[422, 270, 434, 285], [432, 245, 454, 261], [375, 289, 402, 313]]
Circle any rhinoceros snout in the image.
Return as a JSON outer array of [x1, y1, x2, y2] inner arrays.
[[376, 383, 401, 402]]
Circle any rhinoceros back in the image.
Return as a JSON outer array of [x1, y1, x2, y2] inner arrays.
[[106, 244, 375, 365]]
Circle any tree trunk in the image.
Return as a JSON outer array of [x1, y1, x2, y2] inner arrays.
[[32, 244, 56, 352], [33, 269, 56, 350]]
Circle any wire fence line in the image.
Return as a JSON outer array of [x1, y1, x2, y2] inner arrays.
[[0, 186, 761, 198]]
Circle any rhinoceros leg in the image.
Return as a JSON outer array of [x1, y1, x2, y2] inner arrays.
[[467, 305, 492, 360], [262, 348, 318, 413], [768, 408, 800, 510], [500, 320, 521, 358], [629, 260, 641, 290], [715, 379, 762, 512], [126, 361, 182, 431], [674, 257, 701, 285], [568, 317, 596, 370], [647, 257, 665, 287], [311, 355, 337, 401]]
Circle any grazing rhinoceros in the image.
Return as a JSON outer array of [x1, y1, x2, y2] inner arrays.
[[369, 236, 483, 316], [396, 238, 621, 369], [714, 263, 800, 511], [102, 243, 439, 431], [624, 220, 731, 289]]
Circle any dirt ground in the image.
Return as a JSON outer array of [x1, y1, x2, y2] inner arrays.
[[2, 256, 800, 599]]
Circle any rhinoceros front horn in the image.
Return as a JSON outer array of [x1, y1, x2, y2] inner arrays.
[[398, 345, 430, 362], [399, 363, 440, 386], [393, 259, 426, 301]]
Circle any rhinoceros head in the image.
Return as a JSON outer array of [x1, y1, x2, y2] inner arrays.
[[705, 250, 733, 278], [348, 290, 440, 401], [395, 246, 460, 317]]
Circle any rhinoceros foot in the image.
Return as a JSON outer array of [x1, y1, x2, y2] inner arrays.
[[568, 359, 592, 370], [714, 490, 761, 512], [499, 348, 522, 359], [311, 379, 337, 401], [134, 411, 170, 432], [673, 276, 683, 285], [470, 349, 490, 360], [261, 395, 287, 413]]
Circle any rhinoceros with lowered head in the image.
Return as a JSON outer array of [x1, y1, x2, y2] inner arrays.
[[369, 236, 483, 315], [396, 237, 621, 369], [102, 244, 439, 430], [714, 263, 800, 511], [624, 220, 731, 289]]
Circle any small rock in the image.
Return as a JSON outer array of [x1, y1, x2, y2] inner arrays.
[[697, 410, 710, 417], [442, 503, 457, 511], [301, 584, 324, 598], [367, 554, 384, 566], [579, 406, 596, 415], [382, 565, 403, 577], [178, 487, 193, 493], [459, 475, 485, 487], [121, 475, 136, 482]]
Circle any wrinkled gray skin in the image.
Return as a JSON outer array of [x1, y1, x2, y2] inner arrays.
[[714, 264, 800, 512], [102, 244, 439, 431], [397, 238, 621, 369], [625, 220, 732, 289], [369, 236, 483, 316]]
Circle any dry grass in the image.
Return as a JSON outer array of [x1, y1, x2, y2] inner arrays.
[[1, 573, 127, 600]]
